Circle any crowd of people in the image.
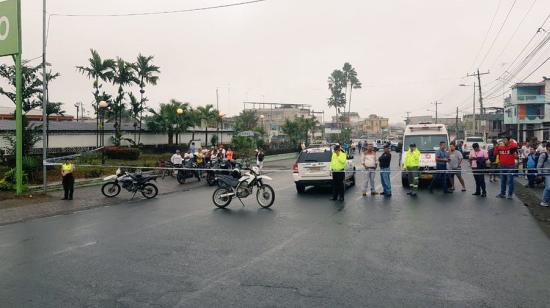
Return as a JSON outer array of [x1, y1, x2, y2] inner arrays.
[[170, 145, 266, 171], [329, 137, 550, 207]]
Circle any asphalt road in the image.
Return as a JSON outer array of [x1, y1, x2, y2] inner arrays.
[[1, 153, 550, 307]]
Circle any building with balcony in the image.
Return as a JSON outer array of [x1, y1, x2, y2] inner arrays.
[[503, 78, 550, 142]]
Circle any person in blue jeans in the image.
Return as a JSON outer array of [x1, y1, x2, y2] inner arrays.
[[378, 145, 392, 197], [429, 141, 451, 194], [537, 143, 550, 207], [495, 138, 518, 199]]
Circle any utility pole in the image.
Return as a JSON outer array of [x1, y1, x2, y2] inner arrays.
[[455, 106, 459, 139], [74, 103, 80, 122], [467, 69, 490, 138], [405, 111, 411, 125], [432, 101, 442, 124], [42, 0, 48, 193]]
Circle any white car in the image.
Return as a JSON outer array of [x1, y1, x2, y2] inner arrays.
[[462, 136, 487, 158], [293, 147, 356, 193]]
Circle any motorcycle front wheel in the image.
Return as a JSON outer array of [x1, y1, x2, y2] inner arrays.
[[101, 182, 121, 198], [212, 187, 232, 208], [206, 172, 217, 186], [176, 172, 186, 184], [141, 183, 159, 199], [256, 184, 275, 208]]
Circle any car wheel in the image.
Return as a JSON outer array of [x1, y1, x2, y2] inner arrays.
[[296, 183, 305, 194]]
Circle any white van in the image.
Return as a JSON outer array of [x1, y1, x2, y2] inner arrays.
[[400, 124, 449, 187]]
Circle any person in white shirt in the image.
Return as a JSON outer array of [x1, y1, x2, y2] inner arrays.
[[183, 150, 193, 160], [361, 143, 378, 196], [171, 150, 183, 166]]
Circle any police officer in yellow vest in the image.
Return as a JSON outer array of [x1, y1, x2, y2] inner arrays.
[[330, 144, 347, 201], [61, 160, 75, 200], [402, 143, 421, 197]]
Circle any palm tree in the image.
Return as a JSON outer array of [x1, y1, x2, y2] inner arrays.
[[128, 92, 144, 143], [146, 100, 191, 145], [76, 49, 115, 146], [196, 104, 220, 146], [342, 62, 362, 119], [327, 69, 347, 117], [299, 116, 320, 146], [133, 54, 160, 144], [111, 58, 138, 145]]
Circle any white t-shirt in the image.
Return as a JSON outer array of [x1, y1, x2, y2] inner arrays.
[[171, 154, 183, 165], [362, 152, 377, 168]]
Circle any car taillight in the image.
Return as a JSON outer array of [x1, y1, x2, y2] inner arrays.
[[293, 163, 299, 173]]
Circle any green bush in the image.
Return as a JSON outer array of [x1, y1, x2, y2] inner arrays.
[[103, 146, 140, 160], [79, 167, 104, 178], [0, 168, 17, 191]]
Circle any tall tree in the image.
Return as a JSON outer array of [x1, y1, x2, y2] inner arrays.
[[133, 54, 160, 144], [327, 69, 347, 117], [76, 49, 115, 146], [342, 62, 362, 119], [233, 110, 259, 132], [196, 104, 220, 147], [111, 58, 138, 145], [146, 100, 192, 145]]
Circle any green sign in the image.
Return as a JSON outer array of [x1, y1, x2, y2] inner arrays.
[[0, 0, 20, 57]]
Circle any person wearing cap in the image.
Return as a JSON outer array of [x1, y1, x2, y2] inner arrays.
[[330, 145, 347, 201], [537, 142, 550, 207], [402, 143, 420, 197], [361, 142, 378, 196], [61, 159, 75, 200], [495, 136, 518, 199], [378, 145, 392, 197], [171, 149, 183, 166], [429, 141, 451, 194], [469, 143, 488, 197]]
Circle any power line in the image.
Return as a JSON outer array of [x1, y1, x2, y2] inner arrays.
[[471, 0, 503, 69], [519, 54, 550, 82], [489, 0, 538, 70], [478, 0, 518, 68], [49, 0, 267, 17]]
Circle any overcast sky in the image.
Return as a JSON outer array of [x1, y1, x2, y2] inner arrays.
[[1, 0, 549, 123]]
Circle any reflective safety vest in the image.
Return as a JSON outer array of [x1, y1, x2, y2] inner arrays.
[[62, 163, 74, 173], [331, 152, 347, 171], [403, 149, 421, 168], [226, 150, 234, 160]]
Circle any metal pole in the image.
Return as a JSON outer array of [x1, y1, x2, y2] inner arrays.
[[41, 0, 48, 193], [15, 0, 23, 195], [472, 82, 476, 135]]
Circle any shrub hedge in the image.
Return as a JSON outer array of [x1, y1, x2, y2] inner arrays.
[[103, 146, 140, 160]]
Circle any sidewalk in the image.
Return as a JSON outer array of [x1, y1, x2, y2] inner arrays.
[[513, 175, 550, 234], [0, 158, 295, 226]]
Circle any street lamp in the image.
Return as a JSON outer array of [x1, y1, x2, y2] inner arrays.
[[459, 83, 476, 135], [98, 100, 109, 164], [175, 108, 184, 145], [219, 111, 225, 145]]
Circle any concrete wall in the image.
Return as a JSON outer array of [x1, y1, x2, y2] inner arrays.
[[0, 131, 233, 152]]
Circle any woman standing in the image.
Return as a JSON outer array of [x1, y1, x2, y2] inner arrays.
[[448, 143, 466, 192], [469, 143, 488, 197]]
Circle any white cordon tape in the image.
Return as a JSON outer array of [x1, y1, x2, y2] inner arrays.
[[41, 161, 550, 176]]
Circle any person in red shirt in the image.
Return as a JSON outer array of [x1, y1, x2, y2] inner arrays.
[[494, 137, 518, 199]]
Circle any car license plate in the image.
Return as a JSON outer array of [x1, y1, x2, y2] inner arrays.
[[308, 166, 321, 172]]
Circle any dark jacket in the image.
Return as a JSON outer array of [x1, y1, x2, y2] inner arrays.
[[378, 152, 391, 168]]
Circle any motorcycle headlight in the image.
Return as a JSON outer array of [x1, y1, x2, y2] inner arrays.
[[116, 168, 121, 175], [252, 166, 260, 173]]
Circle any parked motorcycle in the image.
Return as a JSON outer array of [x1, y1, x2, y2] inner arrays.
[[212, 166, 275, 208], [176, 159, 201, 184], [102, 168, 159, 199], [206, 159, 239, 186]]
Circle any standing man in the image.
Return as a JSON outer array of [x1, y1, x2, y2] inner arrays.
[[361, 143, 378, 196], [61, 159, 75, 200], [526, 146, 537, 188], [448, 143, 466, 192], [469, 143, 488, 197], [330, 145, 347, 201], [378, 145, 392, 197], [171, 149, 183, 166], [256, 148, 265, 171], [537, 142, 550, 207], [495, 137, 518, 199], [429, 141, 451, 194], [488, 139, 499, 182], [226, 147, 234, 161], [403, 143, 420, 197]]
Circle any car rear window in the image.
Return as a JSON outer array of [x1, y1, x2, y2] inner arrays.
[[298, 151, 332, 163], [466, 137, 484, 142]]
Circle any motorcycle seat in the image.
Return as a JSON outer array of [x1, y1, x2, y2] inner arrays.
[[216, 175, 240, 187]]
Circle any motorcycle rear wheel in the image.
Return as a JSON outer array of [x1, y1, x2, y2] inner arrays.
[[206, 172, 217, 186], [176, 172, 186, 184], [101, 182, 121, 198], [213, 187, 232, 208], [257, 184, 275, 208], [141, 183, 159, 199]]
